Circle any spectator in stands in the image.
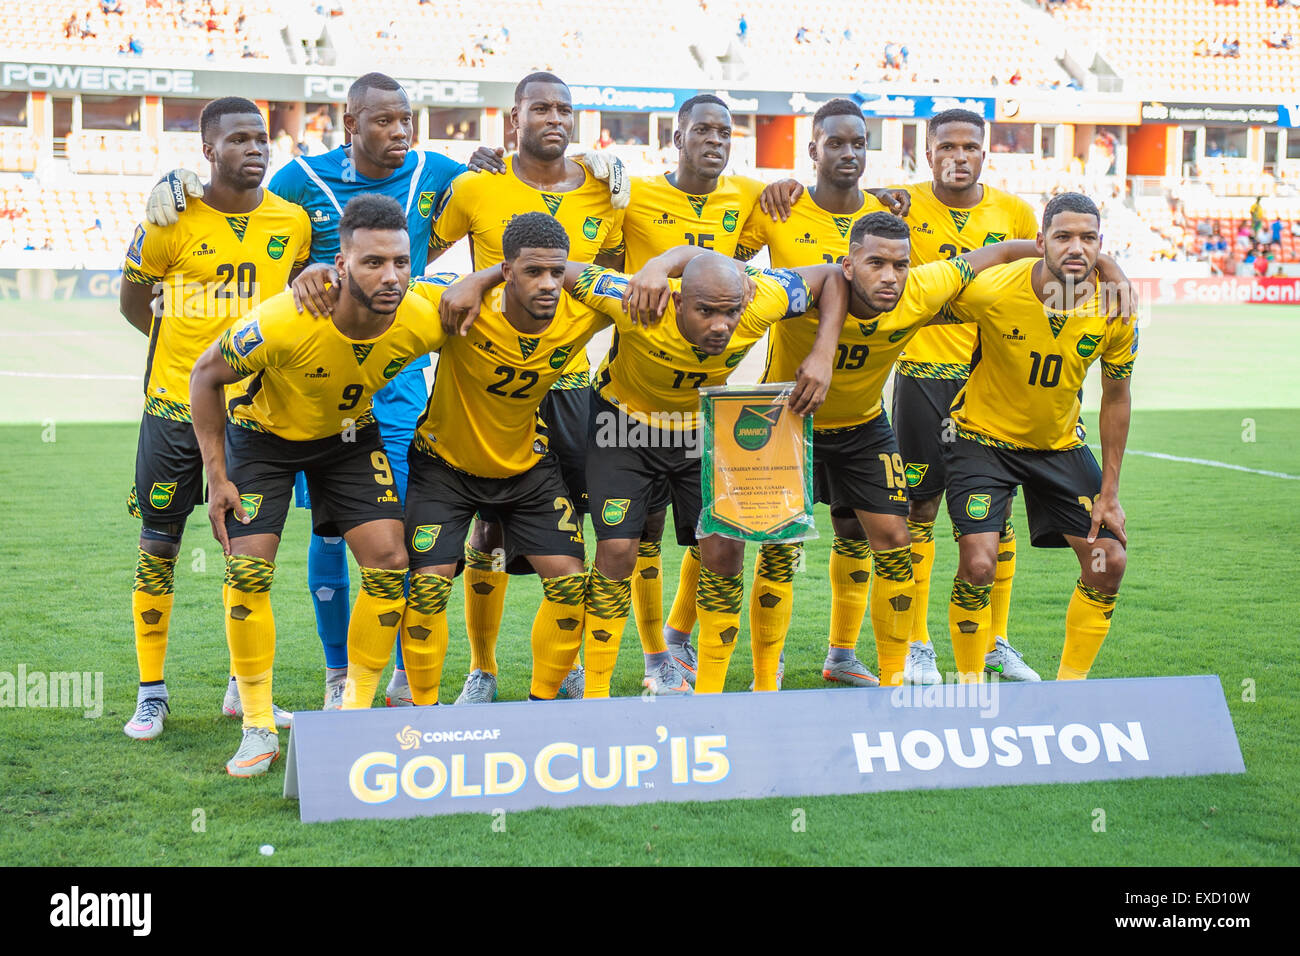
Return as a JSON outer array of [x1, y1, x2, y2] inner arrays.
[[1272, 217, 1284, 244], [101, 0, 123, 13], [1236, 222, 1253, 251], [795, 25, 809, 43], [738, 13, 748, 44], [1226, 35, 1241, 57], [1251, 196, 1265, 233], [1267, 28, 1292, 49], [1193, 36, 1209, 57], [80, 10, 97, 38], [63, 13, 79, 37], [128, 35, 144, 55], [596, 128, 615, 149]]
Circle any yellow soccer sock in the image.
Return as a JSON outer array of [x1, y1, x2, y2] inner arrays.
[[632, 540, 667, 654], [828, 536, 872, 650], [132, 548, 176, 684], [530, 573, 587, 699], [400, 573, 452, 705], [907, 520, 936, 646], [989, 520, 1017, 652], [750, 543, 799, 691], [696, 568, 744, 694], [1059, 579, 1119, 680], [223, 555, 276, 730], [583, 568, 631, 698], [664, 545, 700, 637], [870, 545, 916, 686], [343, 567, 407, 710], [949, 577, 993, 683], [464, 546, 505, 675]]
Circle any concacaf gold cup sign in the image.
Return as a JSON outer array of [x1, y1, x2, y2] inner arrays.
[[699, 384, 816, 543]]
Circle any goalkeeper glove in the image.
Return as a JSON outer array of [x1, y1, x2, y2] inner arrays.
[[145, 169, 203, 227], [581, 150, 629, 210]]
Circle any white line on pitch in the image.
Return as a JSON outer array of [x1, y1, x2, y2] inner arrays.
[[0, 331, 98, 337], [0, 370, 137, 381], [1090, 445, 1300, 481]]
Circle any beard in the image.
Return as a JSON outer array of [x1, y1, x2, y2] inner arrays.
[[348, 272, 401, 314]]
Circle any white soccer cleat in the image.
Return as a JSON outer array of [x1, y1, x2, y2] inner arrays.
[[822, 655, 880, 687], [903, 641, 944, 685], [643, 659, 693, 696], [668, 640, 698, 687], [985, 636, 1041, 682], [455, 669, 498, 705], [124, 696, 169, 741], [556, 665, 585, 700], [225, 727, 279, 778], [221, 680, 293, 729], [323, 675, 347, 711], [385, 670, 414, 707]]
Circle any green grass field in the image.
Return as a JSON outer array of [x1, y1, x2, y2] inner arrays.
[[0, 301, 1297, 866]]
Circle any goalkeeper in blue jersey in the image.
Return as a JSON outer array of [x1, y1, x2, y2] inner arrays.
[[147, 72, 626, 710]]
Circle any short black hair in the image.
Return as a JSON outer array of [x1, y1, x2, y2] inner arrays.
[[515, 71, 567, 104], [678, 94, 728, 129], [339, 193, 408, 247], [850, 211, 910, 245], [1042, 192, 1101, 232], [502, 211, 570, 261], [200, 97, 262, 143], [928, 109, 985, 143], [813, 98, 865, 134], [347, 72, 406, 113]]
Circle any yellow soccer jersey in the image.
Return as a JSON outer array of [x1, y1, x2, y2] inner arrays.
[[764, 258, 974, 430], [621, 173, 766, 271], [123, 191, 310, 419], [219, 289, 444, 442], [429, 155, 624, 387], [897, 182, 1038, 379], [572, 266, 812, 431], [734, 190, 888, 267], [945, 258, 1138, 452], [408, 275, 611, 478]]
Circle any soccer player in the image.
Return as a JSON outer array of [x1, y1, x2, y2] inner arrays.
[[401, 213, 619, 704], [940, 192, 1135, 683], [188, 194, 447, 775], [889, 109, 1041, 684], [426, 71, 625, 705], [733, 97, 889, 687], [568, 252, 848, 696], [119, 96, 310, 741], [144, 73, 507, 711]]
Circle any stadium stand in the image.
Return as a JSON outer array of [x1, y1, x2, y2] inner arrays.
[[1045, 0, 1300, 94]]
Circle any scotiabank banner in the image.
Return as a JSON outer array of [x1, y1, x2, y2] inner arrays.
[[1139, 276, 1300, 305], [285, 677, 1243, 823]]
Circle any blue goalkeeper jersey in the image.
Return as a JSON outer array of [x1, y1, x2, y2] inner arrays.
[[269, 146, 465, 371]]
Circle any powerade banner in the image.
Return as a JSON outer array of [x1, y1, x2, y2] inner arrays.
[[284, 676, 1244, 823], [698, 384, 816, 543]]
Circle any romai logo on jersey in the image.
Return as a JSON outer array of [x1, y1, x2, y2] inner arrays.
[[1002, 327, 1027, 342], [304, 367, 330, 379]]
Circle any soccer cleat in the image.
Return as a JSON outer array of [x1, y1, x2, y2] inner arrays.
[[556, 665, 585, 700], [749, 655, 786, 691], [642, 659, 693, 697], [903, 641, 944, 685], [323, 675, 347, 711], [668, 640, 698, 687], [385, 670, 414, 707], [985, 636, 1041, 681], [822, 655, 881, 687], [124, 696, 169, 740], [221, 681, 293, 729], [455, 669, 498, 705], [225, 726, 279, 778]]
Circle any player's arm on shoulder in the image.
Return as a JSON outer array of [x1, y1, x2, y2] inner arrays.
[[1092, 371, 1132, 546], [623, 244, 733, 324], [757, 177, 803, 222], [785, 264, 849, 415], [1095, 252, 1138, 325], [956, 239, 1040, 276], [190, 327, 262, 554], [144, 169, 203, 227], [418, 269, 489, 337], [866, 186, 910, 217], [286, 207, 314, 286], [566, 264, 651, 329]]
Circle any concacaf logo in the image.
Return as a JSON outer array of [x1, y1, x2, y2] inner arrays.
[[418, 191, 436, 218], [239, 494, 263, 519], [1076, 333, 1102, 358], [722, 209, 739, 232], [965, 494, 991, 519], [734, 405, 782, 451], [582, 216, 601, 240], [411, 524, 441, 553], [602, 498, 631, 526], [149, 482, 177, 509], [266, 235, 289, 260], [396, 725, 422, 750]]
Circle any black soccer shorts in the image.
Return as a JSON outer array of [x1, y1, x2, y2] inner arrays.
[[891, 372, 965, 501], [813, 413, 910, 519], [223, 423, 404, 540], [944, 435, 1118, 548], [130, 412, 205, 524], [586, 394, 702, 546], [404, 445, 585, 570]]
